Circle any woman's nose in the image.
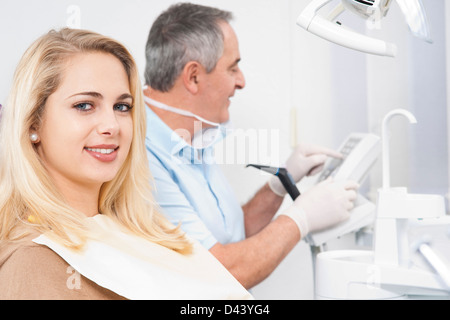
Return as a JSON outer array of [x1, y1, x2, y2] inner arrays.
[[97, 108, 119, 136]]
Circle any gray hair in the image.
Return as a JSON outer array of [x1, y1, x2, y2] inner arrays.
[[144, 3, 233, 92]]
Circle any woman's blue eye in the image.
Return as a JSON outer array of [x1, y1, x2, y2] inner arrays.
[[114, 103, 133, 112], [74, 102, 93, 111]]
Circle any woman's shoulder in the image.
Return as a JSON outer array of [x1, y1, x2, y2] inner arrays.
[[0, 238, 125, 300], [1, 238, 63, 269], [0, 229, 43, 269]]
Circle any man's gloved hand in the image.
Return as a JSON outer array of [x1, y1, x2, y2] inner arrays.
[[279, 178, 359, 239], [268, 143, 342, 197]]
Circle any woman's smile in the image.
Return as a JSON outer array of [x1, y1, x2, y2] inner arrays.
[[84, 144, 119, 162]]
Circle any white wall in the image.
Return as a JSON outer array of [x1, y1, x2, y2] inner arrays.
[[0, 0, 448, 300], [365, 0, 448, 199], [447, 2, 450, 203]]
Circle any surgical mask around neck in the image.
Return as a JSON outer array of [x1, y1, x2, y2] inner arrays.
[[143, 95, 221, 128], [144, 95, 232, 149]]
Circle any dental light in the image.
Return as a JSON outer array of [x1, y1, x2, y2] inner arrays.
[[297, 0, 432, 57]]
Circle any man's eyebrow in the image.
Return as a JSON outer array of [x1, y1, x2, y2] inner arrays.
[[231, 58, 241, 66]]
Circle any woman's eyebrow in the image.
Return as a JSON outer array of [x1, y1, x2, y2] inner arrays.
[[67, 91, 103, 100], [66, 92, 133, 101], [117, 93, 133, 101]]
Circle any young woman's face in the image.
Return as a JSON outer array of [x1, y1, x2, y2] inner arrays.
[[36, 52, 133, 192]]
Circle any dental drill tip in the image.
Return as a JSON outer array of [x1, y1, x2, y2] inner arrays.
[[247, 164, 279, 175]]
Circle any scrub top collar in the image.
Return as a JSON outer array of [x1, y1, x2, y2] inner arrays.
[[145, 106, 231, 165]]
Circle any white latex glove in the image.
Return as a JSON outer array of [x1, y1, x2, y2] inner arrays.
[[269, 143, 343, 197], [279, 178, 359, 239]]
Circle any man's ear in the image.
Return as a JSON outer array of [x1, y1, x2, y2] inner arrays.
[[182, 61, 202, 94]]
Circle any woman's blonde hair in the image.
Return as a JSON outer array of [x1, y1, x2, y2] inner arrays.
[[0, 28, 192, 254]]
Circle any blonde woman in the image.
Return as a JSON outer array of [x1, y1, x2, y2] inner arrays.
[[0, 28, 251, 300]]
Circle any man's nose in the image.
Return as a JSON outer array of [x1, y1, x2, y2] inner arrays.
[[236, 68, 246, 90]]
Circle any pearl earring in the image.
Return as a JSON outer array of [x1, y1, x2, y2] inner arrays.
[[30, 133, 39, 142]]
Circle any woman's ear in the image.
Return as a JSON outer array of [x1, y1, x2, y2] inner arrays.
[[182, 61, 202, 94]]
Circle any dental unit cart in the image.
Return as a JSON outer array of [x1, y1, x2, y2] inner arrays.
[[314, 110, 450, 299], [303, 133, 380, 248]]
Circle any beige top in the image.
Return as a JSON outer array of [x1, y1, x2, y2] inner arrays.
[[0, 238, 125, 300], [0, 215, 252, 300]]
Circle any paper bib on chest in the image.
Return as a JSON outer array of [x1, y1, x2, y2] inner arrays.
[[33, 215, 252, 300]]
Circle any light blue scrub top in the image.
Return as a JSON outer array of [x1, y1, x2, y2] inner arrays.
[[145, 106, 246, 249]]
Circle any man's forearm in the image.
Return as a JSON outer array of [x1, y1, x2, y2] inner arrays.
[[242, 183, 284, 237], [209, 215, 300, 289]]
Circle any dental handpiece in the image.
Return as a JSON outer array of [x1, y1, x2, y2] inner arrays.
[[246, 164, 301, 200]]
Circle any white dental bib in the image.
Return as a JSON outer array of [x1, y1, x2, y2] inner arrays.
[[33, 215, 252, 300]]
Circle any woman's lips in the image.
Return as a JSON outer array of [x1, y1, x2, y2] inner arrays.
[[84, 145, 119, 162]]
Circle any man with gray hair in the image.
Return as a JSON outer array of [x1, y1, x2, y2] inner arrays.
[[143, 2, 358, 289]]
